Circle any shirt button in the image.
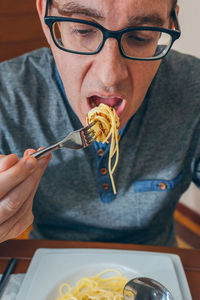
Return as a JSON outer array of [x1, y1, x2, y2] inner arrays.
[[158, 182, 167, 190], [100, 168, 108, 175], [97, 149, 104, 157], [102, 183, 110, 190]]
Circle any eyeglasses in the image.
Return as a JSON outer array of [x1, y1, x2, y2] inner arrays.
[[44, 0, 181, 61]]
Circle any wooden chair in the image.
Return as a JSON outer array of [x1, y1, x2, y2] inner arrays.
[[0, 0, 48, 62]]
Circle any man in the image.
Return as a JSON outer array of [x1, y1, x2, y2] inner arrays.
[[0, 0, 199, 245]]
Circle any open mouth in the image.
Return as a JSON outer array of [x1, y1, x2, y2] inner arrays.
[[88, 95, 126, 116]]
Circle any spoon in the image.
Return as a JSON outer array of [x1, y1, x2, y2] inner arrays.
[[123, 277, 174, 300]]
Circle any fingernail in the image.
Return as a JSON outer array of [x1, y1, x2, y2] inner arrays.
[[27, 150, 34, 156], [25, 157, 36, 171]]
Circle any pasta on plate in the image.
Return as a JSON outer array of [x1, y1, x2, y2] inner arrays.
[[57, 268, 128, 300]]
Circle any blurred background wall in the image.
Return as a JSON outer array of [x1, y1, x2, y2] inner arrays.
[[0, 1, 47, 62], [173, 0, 200, 59]]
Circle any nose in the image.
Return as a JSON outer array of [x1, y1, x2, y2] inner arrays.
[[92, 38, 129, 88]]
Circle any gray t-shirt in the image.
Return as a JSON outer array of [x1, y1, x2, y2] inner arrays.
[[0, 48, 200, 246]]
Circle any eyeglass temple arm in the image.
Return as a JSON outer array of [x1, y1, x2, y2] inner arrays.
[[171, 9, 181, 33], [45, 0, 50, 17]]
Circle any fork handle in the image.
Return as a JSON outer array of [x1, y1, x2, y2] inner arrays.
[[31, 143, 60, 159]]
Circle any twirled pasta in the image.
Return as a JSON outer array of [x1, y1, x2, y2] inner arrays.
[[86, 104, 120, 194], [57, 269, 128, 300]]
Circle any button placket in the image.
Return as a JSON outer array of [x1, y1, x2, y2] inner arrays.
[[99, 154, 110, 190], [94, 144, 115, 202]]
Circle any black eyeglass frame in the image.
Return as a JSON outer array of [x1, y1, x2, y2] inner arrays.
[[44, 0, 181, 61]]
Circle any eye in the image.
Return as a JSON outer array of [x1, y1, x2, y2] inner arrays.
[[71, 25, 98, 37], [127, 32, 153, 44]]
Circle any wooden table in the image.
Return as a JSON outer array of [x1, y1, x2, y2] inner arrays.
[[0, 240, 199, 299]]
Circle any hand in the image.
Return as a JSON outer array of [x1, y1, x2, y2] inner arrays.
[[0, 150, 51, 242]]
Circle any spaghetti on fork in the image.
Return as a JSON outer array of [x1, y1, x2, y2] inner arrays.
[[86, 103, 119, 194]]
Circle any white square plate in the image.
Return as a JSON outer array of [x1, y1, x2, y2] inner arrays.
[[16, 248, 192, 300]]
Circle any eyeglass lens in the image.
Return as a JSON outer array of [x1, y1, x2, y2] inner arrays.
[[52, 21, 172, 58]]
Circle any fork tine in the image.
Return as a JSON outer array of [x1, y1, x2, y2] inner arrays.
[[83, 121, 96, 132], [80, 121, 97, 146], [88, 136, 96, 144], [86, 136, 96, 145], [86, 131, 96, 144], [85, 129, 96, 144], [84, 129, 95, 138], [80, 127, 96, 147]]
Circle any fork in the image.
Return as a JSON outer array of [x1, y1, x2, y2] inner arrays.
[[31, 122, 96, 159]]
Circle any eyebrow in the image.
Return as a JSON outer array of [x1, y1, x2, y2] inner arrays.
[[53, 1, 166, 27], [128, 14, 165, 27], [54, 1, 105, 20]]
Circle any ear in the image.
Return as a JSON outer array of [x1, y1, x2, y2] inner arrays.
[[36, 0, 51, 44], [175, 4, 180, 16]]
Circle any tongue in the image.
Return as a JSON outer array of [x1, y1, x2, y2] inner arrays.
[[92, 96, 121, 107]]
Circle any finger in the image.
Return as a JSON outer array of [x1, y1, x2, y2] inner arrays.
[[9, 208, 34, 240], [0, 159, 48, 242], [24, 147, 47, 157], [0, 154, 19, 173], [0, 155, 51, 223], [0, 155, 49, 199], [23, 149, 36, 157], [0, 195, 34, 242]]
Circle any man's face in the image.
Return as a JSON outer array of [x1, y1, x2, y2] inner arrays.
[[39, 0, 172, 129]]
